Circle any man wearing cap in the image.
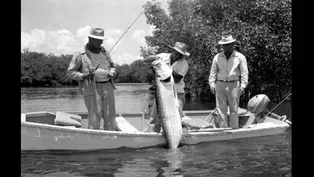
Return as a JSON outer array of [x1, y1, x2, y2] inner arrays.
[[145, 42, 190, 132], [208, 32, 249, 129], [67, 27, 117, 130]]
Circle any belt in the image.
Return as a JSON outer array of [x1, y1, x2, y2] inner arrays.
[[217, 80, 238, 83], [96, 80, 110, 84]]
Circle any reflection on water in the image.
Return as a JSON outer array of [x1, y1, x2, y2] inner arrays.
[[21, 85, 291, 177], [21, 84, 155, 114], [21, 132, 291, 177], [21, 84, 214, 114]]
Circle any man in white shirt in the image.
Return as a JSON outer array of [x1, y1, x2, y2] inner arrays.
[[208, 32, 249, 129], [145, 42, 190, 132]]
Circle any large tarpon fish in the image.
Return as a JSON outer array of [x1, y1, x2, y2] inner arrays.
[[151, 58, 183, 149]]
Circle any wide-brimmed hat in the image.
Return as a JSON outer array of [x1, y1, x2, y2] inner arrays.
[[167, 42, 190, 56], [88, 28, 107, 40], [218, 34, 236, 45]]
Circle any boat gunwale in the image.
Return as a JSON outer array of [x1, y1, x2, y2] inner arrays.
[[64, 110, 252, 119], [21, 115, 289, 137], [21, 121, 163, 137], [182, 123, 289, 136]]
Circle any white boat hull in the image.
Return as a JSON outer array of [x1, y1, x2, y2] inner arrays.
[[181, 123, 288, 145], [21, 122, 166, 151], [21, 111, 290, 151]]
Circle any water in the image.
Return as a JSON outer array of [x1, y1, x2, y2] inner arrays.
[[21, 84, 292, 177], [21, 84, 155, 114]]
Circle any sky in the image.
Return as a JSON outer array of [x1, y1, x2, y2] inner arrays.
[[21, 0, 169, 65]]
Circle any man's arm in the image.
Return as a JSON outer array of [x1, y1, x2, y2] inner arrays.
[[172, 71, 183, 83], [208, 55, 218, 88], [239, 55, 249, 89], [144, 55, 159, 65], [66, 52, 84, 80], [172, 59, 188, 83]]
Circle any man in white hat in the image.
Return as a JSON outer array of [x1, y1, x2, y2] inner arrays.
[[67, 27, 118, 130], [144, 42, 190, 132], [208, 32, 249, 129]]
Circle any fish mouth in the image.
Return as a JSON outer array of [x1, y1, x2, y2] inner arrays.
[[152, 59, 173, 81]]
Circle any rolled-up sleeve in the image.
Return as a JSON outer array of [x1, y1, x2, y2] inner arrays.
[[239, 55, 249, 88], [208, 55, 218, 87], [66, 52, 84, 80]]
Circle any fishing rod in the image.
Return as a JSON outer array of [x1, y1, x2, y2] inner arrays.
[[261, 92, 292, 120], [93, 10, 144, 70], [252, 92, 292, 126]]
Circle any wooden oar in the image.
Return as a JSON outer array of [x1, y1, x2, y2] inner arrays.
[[242, 113, 257, 128], [204, 108, 217, 122], [205, 108, 228, 127]]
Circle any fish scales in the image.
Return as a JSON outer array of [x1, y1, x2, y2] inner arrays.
[[154, 72, 183, 149]]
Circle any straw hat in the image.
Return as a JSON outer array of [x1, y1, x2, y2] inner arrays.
[[88, 28, 107, 40], [218, 34, 236, 45], [167, 42, 190, 56]]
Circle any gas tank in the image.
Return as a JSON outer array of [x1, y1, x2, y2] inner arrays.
[[247, 94, 270, 114]]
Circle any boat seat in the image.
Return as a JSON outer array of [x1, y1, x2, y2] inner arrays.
[[116, 116, 140, 133], [182, 116, 215, 129], [55, 111, 82, 128], [227, 107, 248, 115]]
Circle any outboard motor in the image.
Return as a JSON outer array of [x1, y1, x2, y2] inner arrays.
[[247, 94, 270, 114]]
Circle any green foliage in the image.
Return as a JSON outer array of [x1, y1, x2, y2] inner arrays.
[[141, 0, 291, 103], [21, 50, 152, 87], [21, 49, 74, 87], [115, 60, 151, 83]]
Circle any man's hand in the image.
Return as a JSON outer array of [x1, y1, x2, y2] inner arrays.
[[108, 68, 116, 78], [210, 83, 216, 95], [144, 55, 159, 66], [82, 69, 95, 80], [239, 87, 245, 96]]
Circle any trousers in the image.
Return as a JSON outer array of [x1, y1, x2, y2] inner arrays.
[[215, 80, 240, 128], [84, 82, 116, 130]]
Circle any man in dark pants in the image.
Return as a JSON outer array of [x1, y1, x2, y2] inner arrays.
[[67, 28, 117, 130]]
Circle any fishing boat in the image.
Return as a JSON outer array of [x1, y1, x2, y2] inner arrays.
[[21, 107, 291, 151]]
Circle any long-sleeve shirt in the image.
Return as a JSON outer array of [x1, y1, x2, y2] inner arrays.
[[208, 51, 248, 89], [67, 45, 116, 95]]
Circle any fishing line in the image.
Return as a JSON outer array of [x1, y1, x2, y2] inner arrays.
[[109, 10, 144, 54], [93, 10, 145, 68]]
